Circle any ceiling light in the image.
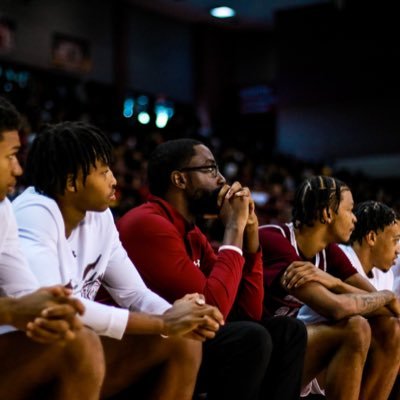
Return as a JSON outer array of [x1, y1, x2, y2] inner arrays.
[[210, 6, 236, 19]]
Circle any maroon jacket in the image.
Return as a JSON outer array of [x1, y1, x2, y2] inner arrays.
[[117, 195, 264, 320]]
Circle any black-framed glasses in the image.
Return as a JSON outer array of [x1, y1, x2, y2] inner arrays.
[[179, 164, 220, 178]]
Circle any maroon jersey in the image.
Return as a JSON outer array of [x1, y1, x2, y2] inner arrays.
[[259, 223, 357, 318]]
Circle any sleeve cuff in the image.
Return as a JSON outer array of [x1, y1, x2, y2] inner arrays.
[[218, 245, 243, 257], [79, 298, 129, 340]]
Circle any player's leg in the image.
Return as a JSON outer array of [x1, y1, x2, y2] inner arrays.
[[303, 316, 371, 400], [361, 316, 400, 400], [261, 316, 307, 400], [0, 328, 105, 400], [197, 321, 271, 400], [100, 334, 201, 400]]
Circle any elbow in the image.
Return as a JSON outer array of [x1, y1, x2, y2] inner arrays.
[[328, 301, 356, 321]]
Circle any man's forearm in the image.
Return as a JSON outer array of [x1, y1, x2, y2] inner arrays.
[[243, 223, 259, 254], [348, 290, 395, 316]]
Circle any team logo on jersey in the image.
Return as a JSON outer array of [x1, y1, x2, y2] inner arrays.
[[193, 259, 201, 268], [80, 255, 104, 300]]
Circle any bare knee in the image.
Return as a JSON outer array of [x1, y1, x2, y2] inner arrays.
[[371, 316, 400, 356], [166, 337, 202, 370], [62, 327, 105, 382], [342, 316, 371, 354]]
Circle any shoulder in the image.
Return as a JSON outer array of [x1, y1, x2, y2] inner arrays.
[[326, 243, 350, 259], [13, 187, 59, 217], [0, 197, 12, 220], [259, 223, 291, 248], [326, 243, 358, 277], [117, 203, 174, 234], [13, 188, 62, 228], [0, 198, 13, 249]]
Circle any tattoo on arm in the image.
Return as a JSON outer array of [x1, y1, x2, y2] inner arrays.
[[349, 290, 395, 315]]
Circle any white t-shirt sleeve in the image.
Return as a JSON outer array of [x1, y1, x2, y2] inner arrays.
[[0, 199, 39, 297], [77, 296, 129, 339], [14, 202, 64, 285], [103, 221, 171, 315]]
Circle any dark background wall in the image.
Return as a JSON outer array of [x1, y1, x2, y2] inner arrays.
[[275, 1, 400, 167], [1, 0, 400, 175], [1, 0, 114, 83]]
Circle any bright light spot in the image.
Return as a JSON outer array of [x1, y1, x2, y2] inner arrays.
[[156, 111, 169, 128], [210, 6, 236, 18], [138, 111, 150, 124], [123, 98, 134, 118]]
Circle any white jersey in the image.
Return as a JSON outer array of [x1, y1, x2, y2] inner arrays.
[[339, 244, 394, 291], [13, 187, 171, 339], [392, 257, 400, 298]]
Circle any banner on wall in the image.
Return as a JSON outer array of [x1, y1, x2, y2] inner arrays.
[[0, 18, 16, 53], [51, 33, 91, 73]]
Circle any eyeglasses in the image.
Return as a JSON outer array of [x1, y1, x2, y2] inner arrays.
[[179, 164, 220, 178]]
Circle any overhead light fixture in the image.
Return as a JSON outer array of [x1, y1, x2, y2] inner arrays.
[[210, 6, 236, 19]]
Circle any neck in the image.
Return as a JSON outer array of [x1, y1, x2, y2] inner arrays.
[[351, 242, 373, 276], [294, 223, 331, 259], [56, 197, 86, 238], [164, 192, 195, 224]]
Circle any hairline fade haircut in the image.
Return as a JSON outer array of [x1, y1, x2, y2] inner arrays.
[[349, 201, 398, 245], [0, 96, 21, 141], [292, 175, 350, 228], [25, 121, 113, 198], [147, 138, 203, 198]]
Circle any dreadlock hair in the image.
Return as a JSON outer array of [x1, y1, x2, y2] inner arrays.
[[25, 121, 113, 198], [349, 201, 397, 245], [0, 96, 21, 140], [147, 138, 202, 197], [292, 175, 350, 228]]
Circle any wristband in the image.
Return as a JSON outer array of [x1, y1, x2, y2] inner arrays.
[[218, 245, 243, 256]]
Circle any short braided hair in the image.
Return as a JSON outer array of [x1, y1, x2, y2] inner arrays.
[[292, 175, 350, 228]]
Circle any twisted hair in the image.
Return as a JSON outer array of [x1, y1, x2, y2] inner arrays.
[[292, 175, 350, 228], [350, 201, 397, 245], [147, 138, 202, 197], [0, 96, 21, 140], [25, 121, 113, 198]]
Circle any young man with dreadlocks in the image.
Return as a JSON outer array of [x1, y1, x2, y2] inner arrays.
[[12, 121, 224, 400], [259, 175, 400, 400], [0, 97, 105, 399]]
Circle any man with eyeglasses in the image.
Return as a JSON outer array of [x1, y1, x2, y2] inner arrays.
[[117, 138, 307, 400]]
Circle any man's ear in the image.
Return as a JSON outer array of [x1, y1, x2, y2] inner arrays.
[[322, 207, 333, 224], [171, 170, 187, 189], [66, 174, 76, 193], [365, 231, 377, 246]]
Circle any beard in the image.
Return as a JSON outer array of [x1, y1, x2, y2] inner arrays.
[[188, 187, 221, 217]]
